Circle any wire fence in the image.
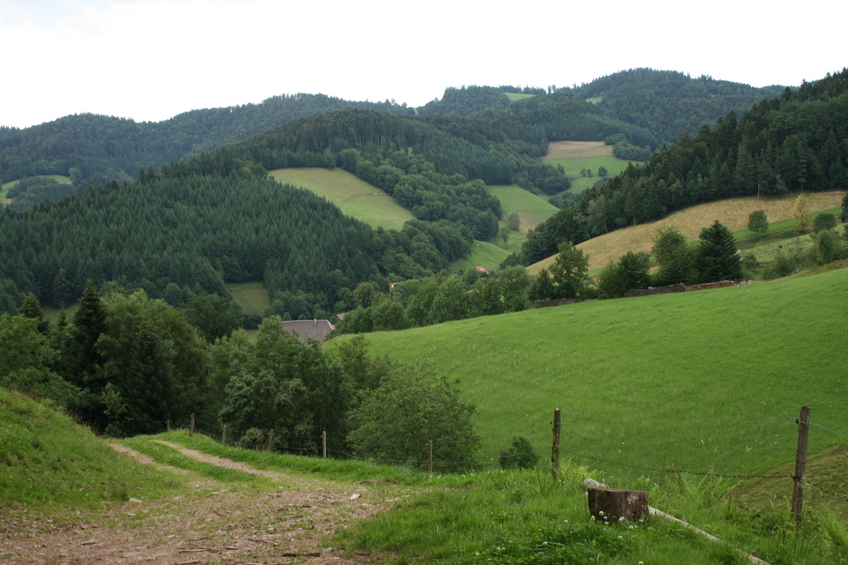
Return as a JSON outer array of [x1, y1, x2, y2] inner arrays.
[[170, 408, 847, 511]]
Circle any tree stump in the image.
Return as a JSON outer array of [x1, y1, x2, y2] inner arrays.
[[587, 488, 649, 522]]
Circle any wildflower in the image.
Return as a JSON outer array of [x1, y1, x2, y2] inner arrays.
[[590, 516, 596, 521], [619, 516, 625, 522], [618, 536, 623, 540], [599, 511, 604, 516]]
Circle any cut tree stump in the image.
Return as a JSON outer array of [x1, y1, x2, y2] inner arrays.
[[587, 488, 649, 522]]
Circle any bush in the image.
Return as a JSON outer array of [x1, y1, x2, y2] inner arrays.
[[813, 212, 837, 233], [348, 364, 479, 472], [499, 436, 540, 469]]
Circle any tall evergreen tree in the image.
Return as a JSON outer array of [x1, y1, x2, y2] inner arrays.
[[695, 221, 743, 283], [66, 280, 108, 427], [19, 293, 49, 334]]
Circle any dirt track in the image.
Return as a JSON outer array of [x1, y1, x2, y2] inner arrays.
[[0, 443, 390, 565]]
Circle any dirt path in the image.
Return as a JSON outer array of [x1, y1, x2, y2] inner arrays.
[[0, 443, 393, 564]]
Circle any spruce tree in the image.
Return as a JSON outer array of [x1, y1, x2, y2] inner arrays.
[[19, 292, 49, 334], [66, 280, 108, 427], [695, 221, 743, 283]]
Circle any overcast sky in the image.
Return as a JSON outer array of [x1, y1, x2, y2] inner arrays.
[[1, 0, 846, 129]]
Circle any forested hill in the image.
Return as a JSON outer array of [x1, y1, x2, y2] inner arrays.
[[515, 68, 848, 265], [573, 68, 786, 144], [1, 69, 789, 211], [0, 94, 412, 190], [0, 172, 475, 314]]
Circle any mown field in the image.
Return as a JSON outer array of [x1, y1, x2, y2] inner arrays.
[[269, 168, 414, 231], [531, 191, 847, 273], [333, 267, 848, 489], [541, 141, 633, 193]]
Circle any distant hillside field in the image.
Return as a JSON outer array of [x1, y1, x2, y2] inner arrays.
[[531, 191, 847, 272], [227, 282, 271, 317], [269, 168, 414, 231], [486, 184, 559, 235], [541, 141, 632, 193], [335, 268, 848, 481]]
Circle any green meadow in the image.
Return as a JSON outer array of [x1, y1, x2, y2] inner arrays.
[[486, 184, 559, 235], [450, 241, 511, 273], [504, 92, 537, 102], [269, 168, 414, 231], [334, 268, 848, 485], [227, 281, 271, 316], [541, 141, 633, 193], [1, 174, 72, 204]]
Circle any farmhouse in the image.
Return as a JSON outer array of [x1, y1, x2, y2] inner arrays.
[[282, 319, 335, 344]]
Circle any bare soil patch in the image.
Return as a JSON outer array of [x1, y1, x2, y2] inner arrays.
[[543, 141, 612, 160], [0, 444, 393, 565]]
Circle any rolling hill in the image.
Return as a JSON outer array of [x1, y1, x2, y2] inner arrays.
[[331, 267, 848, 483], [531, 191, 846, 272]]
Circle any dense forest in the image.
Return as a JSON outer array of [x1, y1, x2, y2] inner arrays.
[[0, 94, 412, 189], [573, 69, 786, 144], [1, 69, 788, 208], [0, 172, 475, 316], [514, 69, 848, 265]]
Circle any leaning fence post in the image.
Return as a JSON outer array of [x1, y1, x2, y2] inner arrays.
[[792, 405, 811, 523], [221, 425, 227, 446], [551, 408, 562, 480], [427, 440, 433, 473], [189, 414, 195, 437], [322, 431, 327, 459]]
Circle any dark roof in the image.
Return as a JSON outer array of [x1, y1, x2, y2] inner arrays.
[[282, 320, 335, 344]]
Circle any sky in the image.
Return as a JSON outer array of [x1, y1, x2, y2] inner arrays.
[[1, 0, 846, 129]]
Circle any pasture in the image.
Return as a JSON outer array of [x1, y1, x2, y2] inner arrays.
[[541, 141, 633, 193], [335, 267, 848, 487], [227, 282, 271, 316], [530, 191, 846, 273], [449, 241, 510, 274], [269, 168, 414, 231]]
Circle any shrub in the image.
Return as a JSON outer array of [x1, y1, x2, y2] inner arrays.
[[499, 436, 540, 469]]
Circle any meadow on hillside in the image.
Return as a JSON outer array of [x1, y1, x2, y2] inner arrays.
[[269, 168, 414, 231], [542, 141, 632, 193], [531, 191, 846, 272], [336, 267, 848, 485]]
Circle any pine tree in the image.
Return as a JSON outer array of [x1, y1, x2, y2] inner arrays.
[[695, 221, 743, 283], [19, 292, 49, 334], [66, 280, 108, 427]]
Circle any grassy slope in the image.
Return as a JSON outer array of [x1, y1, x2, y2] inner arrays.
[[0, 388, 179, 511], [269, 168, 414, 231], [541, 141, 633, 193], [1, 175, 72, 205], [531, 191, 847, 273], [333, 268, 848, 484], [227, 281, 271, 316]]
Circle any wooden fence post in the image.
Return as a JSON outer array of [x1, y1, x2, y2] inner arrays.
[[166, 419, 171, 432], [792, 405, 811, 523], [189, 414, 195, 437], [266, 429, 274, 452], [427, 440, 433, 473], [551, 408, 562, 480], [221, 425, 227, 446], [322, 431, 327, 459]]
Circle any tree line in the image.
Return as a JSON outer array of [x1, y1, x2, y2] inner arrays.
[[1, 286, 479, 471]]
